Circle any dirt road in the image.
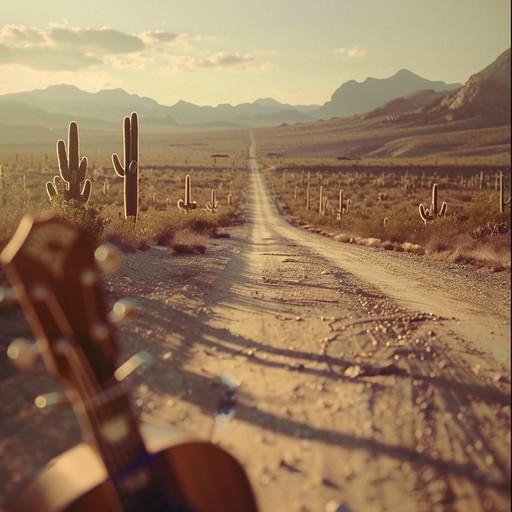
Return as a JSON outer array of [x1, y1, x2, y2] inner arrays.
[[1, 137, 510, 512]]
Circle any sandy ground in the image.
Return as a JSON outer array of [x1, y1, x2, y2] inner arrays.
[[0, 138, 510, 512]]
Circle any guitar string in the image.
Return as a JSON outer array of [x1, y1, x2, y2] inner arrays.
[[34, 286, 125, 512], [46, 296, 172, 512], [77, 270, 190, 512]]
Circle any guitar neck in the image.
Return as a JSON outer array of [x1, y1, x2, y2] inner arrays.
[[74, 384, 172, 511]]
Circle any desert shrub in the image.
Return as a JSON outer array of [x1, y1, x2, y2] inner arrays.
[[462, 194, 510, 235], [170, 229, 208, 255], [382, 214, 423, 244], [49, 196, 107, 243], [472, 220, 509, 239]]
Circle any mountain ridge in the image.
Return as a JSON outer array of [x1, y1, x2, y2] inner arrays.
[[0, 49, 509, 135], [314, 68, 461, 118], [0, 67, 463, 128]]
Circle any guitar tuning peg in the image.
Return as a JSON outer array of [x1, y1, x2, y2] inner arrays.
[[94, 243, 121, 273], [114, 351, 153, 381], [109, 298, 139, 324], [7, 338, 40, 371], [0, 287, 17, 308], [34, 391, 69, 409]]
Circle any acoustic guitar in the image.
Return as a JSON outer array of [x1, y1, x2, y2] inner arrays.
[[1, 215, 258, 512]]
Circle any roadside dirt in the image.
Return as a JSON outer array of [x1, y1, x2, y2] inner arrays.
[[0, 139, 510, 512]]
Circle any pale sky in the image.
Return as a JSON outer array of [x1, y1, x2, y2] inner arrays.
[[0, 1, 510, 106]]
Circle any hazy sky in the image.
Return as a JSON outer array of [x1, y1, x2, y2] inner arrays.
[[1, 1, 510, 106]]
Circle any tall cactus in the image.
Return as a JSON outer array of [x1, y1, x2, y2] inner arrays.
[[419, 182, 447, 224], [46, 121, 91, 204], [336, 189, 344, 220], [319, 185, 324, 215], [177, 174, 197, 213], [112, 112, 139, 220], [206, 188, 219, 213], [499, 171, 511, 213]]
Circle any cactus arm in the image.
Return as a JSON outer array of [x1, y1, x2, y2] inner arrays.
[[439, 201, 447, 217], [81, 179, 92, 203], [78, 157, 88, 181], [499, 172, 511, 213], [112, 152, 125, 177], [46, 180, 58, 200]]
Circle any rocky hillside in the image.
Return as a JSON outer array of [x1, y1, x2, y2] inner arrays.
[[422, 47, 511, 125]]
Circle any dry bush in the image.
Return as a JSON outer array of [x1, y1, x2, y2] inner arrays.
[[170, 228, 208, 255]]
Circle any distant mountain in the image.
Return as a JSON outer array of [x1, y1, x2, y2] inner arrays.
[[166, 99, 316, 126], [0, 51, 508, 136], [314, 69, 461, 119], [420, 47, 511, 124], [0, 85, 177, 124]]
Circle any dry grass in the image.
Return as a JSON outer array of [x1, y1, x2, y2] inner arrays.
[[266, 164, 511, 270], [0, 163, 249, 259]]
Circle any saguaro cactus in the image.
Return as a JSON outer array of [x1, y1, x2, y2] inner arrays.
[[46, 121, 91, 204], [419, 182, 447, 224], [336, 189, 344, 220], [499, 171, 511, 213], [206, 189, 219, 213], [319, 185, 324, 215], [112, 112, 139, 220], [177, 174, 197, 213]]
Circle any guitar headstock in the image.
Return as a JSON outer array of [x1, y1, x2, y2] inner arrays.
[[1, 215, 119, 397]]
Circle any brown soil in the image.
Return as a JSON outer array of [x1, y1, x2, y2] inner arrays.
[[0, 141, 510, 512]]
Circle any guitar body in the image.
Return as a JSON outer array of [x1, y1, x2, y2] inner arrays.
[[10, 424, 258, 512]]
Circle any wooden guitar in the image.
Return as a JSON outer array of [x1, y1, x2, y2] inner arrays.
[[1, 215, 258, 512]]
